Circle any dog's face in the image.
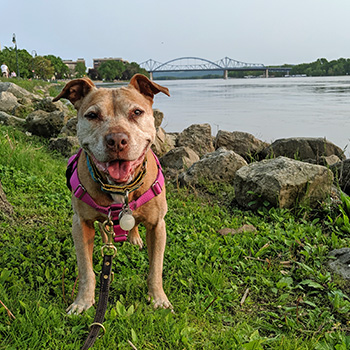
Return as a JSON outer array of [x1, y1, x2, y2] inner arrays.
[[54, 74, 169, 183]]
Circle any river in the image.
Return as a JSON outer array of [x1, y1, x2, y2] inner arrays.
[[150, 76, 350, 156]]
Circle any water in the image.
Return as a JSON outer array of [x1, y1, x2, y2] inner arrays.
[[151, 76, 350, 155]]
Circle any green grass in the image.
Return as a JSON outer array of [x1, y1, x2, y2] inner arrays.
[[1, 124, 350, 349]]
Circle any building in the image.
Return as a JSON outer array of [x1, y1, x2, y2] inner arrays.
[[62, 58, 86, 72], [93, 57, 127, 70]]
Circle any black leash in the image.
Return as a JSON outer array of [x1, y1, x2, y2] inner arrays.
[[81, 219, 118, 350]]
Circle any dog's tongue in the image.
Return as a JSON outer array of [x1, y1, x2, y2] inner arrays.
[[107, 160, 131, 182]]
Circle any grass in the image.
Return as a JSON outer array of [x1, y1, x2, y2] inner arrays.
[[1, 124, 350, 349]]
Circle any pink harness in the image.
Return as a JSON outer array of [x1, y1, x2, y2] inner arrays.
[[66, 149, 164, 242]]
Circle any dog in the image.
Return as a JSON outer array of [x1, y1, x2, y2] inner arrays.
[[53, 74, 172, 315]]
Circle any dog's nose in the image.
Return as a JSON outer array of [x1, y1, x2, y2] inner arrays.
[[105, 133, 128, 151]]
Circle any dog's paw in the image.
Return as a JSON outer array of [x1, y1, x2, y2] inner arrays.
[[66, 299, 95, 315], [148, 293, 173, 311], [129, 232, 143, 249]]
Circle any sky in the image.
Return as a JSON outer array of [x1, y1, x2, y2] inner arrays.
[[2, 0, 350, 69]]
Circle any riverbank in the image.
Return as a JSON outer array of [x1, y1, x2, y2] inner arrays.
[[1, 79, 350, 348]]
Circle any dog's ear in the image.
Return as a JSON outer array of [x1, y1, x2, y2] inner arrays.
[[129, 74, 170, 101], [53, 78, 96, 109]]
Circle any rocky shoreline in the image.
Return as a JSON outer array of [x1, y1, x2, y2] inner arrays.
[[1, 81, 349, 211]]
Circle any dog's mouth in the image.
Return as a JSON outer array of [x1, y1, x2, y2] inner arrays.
[[89, 151, 146, 184]]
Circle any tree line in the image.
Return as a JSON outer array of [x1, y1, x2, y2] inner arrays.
[[0, 47, 148, 81], [289, 58, 350, 76]]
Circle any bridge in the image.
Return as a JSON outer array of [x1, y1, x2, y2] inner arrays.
[[140, 57, 291, 79]]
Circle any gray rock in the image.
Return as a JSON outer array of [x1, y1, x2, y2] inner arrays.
[[329, 248, 350, 280], [60, 117, 77, 136], [25, 110, 65, 138], [49, 136, 80, 157], [179, 148, 247, 186], [176, 123, 214, 157], [331, 159, 350, 195], [153, 109, 164, 129], [0, 91, 20, 114], [152, 127, 176, 157], [215, 130, 269, 161], [0, 111, 26, 127], [0, 82, 40, 100], [160, 146, 200, 170], [234, 156, 333, 209], [261, 137, 345, 162]]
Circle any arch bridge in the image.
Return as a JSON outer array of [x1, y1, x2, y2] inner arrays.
[[140, 57, 284, 79]]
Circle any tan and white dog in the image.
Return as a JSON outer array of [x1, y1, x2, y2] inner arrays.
[[54, 74, 172, 315]]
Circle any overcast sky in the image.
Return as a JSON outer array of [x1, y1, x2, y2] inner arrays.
[[1, 0, 350, 68]]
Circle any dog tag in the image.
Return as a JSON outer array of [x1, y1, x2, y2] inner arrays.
[[119, 206, 135, 231]]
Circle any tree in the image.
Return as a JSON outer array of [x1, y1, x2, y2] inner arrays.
[[33, 56, 55, 80], [97, 60, 125, 81], [0, 47, 32, 78], [75, 61, 86, 78], [45, 55, 69, 79], [121, 62, 149, 80]]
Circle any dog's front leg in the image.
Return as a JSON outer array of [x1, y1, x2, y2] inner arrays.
[[146, 218, 172, 310], [67, 214, 96, 315]]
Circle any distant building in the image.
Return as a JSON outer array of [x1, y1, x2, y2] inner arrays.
[[63, 58, 86, 74], [93, 57, 127, 69]]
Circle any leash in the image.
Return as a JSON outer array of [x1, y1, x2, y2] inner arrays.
[[81, 218, 117, 350]]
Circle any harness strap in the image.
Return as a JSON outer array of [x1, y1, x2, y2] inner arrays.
[[66, 149, 164, 241]]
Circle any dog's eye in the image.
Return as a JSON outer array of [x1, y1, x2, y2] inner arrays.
[[133, 109, 143, 117], [85, 112, 99, 120]]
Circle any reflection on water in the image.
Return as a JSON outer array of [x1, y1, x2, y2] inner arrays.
[[150, 76, 350, 153]]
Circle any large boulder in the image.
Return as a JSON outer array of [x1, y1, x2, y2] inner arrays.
[[178, 148, 247, 186], [331, 159, 350, 195], [25, 110, 65, 138], [261, 137, 345, 162], [0, 82, 39, 100], [160, 146, 200, 171], [234, 156, 333, 209], [215, 130, 269, 161], [176, 123, 214, 157]]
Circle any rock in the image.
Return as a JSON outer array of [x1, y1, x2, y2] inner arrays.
[[49, 136, 80, 157], [25, 110, 65, 138], [0, 82, 40, 100], [152, 127, 176, 157], [0, 111, 26, 127], [160, 146, 200, 170], [60, 117, 77, 136], [176, 123, 214, 157], [0, 91, 20, 114], [215, 130, 269, 161], [328, 248, 350, 280], [35, 97, 69, 114], [331, 159, 350, 195], [234, 156, 333, 209], [178, 148, 247, 186], [261, 137, 345, 162], [153, 109, 164, 129]]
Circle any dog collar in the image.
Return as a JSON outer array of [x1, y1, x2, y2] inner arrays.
[[85, 152, 147, 196], [66, 148, 164, 243]]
